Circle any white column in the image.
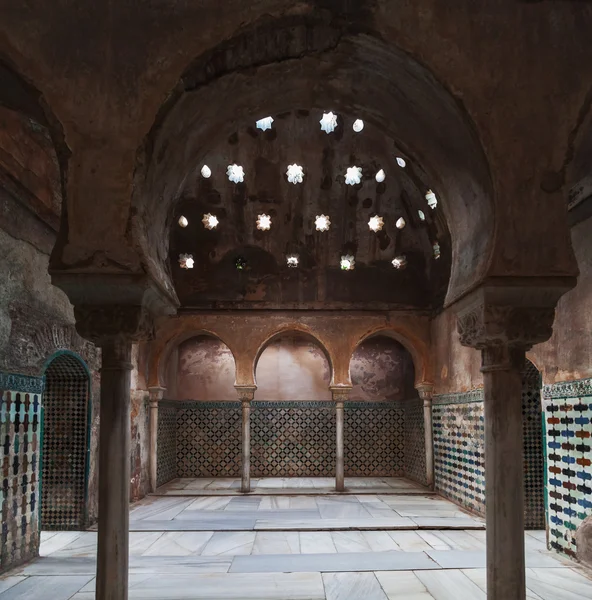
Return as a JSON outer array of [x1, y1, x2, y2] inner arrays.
[[96, 338, 133, 600], [235, 386, 256, 493], [417, 384, 434, 489], [331, 386, 351, 492], [148, 386, 165, 493]]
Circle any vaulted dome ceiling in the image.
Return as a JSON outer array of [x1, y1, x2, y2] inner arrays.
[[169, 109, 451, 310]]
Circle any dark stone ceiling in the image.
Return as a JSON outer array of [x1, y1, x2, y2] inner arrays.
[[170, 109, 451, 310]]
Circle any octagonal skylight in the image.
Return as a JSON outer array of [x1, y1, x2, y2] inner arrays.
[[345, 166, 362, 186], [340, 254, 355, 271], [320, 112, 338, 134], [202, 213, 219, 230], [256, 214, 272, 231], [227, 164, 244, 183], [286, 164, 304, 184], [392, 255, 407, 269], [179, 254, 194, 269], [286, 254, 299, 268], [368, 216, 384, 232], [315, 215, 331, 232]]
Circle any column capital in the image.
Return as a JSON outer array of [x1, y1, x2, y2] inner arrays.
[[454, 280, 570, 352], [416, 383, 434, 402], [235, 385, 257, 402], [148, 386, 166, 405], [74, 304, 155, 344], [330, 385, 352, 403]]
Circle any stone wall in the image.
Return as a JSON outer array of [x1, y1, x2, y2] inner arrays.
[[543, 378, 592, 562]]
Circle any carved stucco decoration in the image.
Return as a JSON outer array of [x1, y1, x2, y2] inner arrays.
[[235, 385, 257, 403], [7, 306, 100, 375], [457, 304, 555, 351], [330, 386, 352, 403]]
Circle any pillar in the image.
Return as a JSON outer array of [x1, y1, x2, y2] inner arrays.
[[236, 385, 256, 493], [481, 345, 527, 600], [417, 384, 434, 489], [148, 386, 166, 493], [97, 338, 133, 600], [331, 386, 351, 492], [456, 291, 564, 600]]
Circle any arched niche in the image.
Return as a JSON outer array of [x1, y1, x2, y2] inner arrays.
[[170, 334, 237, 400], [254, 331, 332, 401], [41, 351, 91, 530]]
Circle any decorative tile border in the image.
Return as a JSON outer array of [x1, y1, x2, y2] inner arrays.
[[544, 378, 592, 399], [433, 389, 483, 405], [0, 372, 44, 395]]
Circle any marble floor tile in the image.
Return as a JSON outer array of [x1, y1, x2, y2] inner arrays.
[[39, 531, 58, 543], [332, 531, 373, 553], [416, 531, 452, 551], [205, 478, 236, 489], [259, 496, 290, 510], [524, 567, 592, 600], [201, 531, 256, 556], [289, 496, 318, 510], [252, 532, 300, 555], [362, 531, 401, 552], [415, 570, 486, 600], [461, 569, 544, 599], [318, 502, 372, 519], [184, 496, 232, 511], [411, 517, 484, 530], [255, 517, 415, 530], [388, 531, 433, 552], [39, 531, 83, 556], [300, 532, 337, 554], [0, 575, 93, 600], [129, 532, 165, 555], [225, 496, 262, 511], [230, 550, 439, 573], [131, 498, 194, 521], [426, 550, 568, 569], [130, 518, 256, 531], [142, 531, 214, 556], [0, 577, 26, 595], [51, 532, 98, 557], [431, 531, 485, 551], [374, 571, 434, 599], [323, 572, 388, 600]]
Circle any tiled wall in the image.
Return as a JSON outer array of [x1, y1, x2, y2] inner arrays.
[[433, 391, 486, 516], [156, 402, 177, 487], [0, 373, 43, 573], [404, 397, 427, 486], [160, 401, 407, 481], [543, 378, 592, 560], [434, 380, 546, 527]]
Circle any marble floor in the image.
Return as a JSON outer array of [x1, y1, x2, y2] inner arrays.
[[1, 486, 591, 599], [156, 476, 429, 496]]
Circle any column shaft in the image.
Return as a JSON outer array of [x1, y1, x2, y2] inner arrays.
[[423, 397, 434, 488], [96, 339, 133, 600], [149, 399, 158, 493], [241, 400, 251, 493], [482, 346, 526, 600], [335, 401, 344, 492]]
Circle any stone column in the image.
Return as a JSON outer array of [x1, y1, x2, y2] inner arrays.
[[417, 384, 434, 489], [457, 291, 563, 600], [72, 303, 158, 600], [148, 387, 166, 493], [331, 386, 351, 492], [96, 338, 133, 600], [236, 385, 256, 493]]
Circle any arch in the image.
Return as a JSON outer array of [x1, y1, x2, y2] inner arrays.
[[156, 328, 238, 390], [132, 18, 494, 307], [41, 351, 91, 530], [253, 327, 335, 387], [348, 326, 431, 388]]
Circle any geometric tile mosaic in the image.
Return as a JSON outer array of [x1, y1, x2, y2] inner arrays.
[[157, 403, 178, 487], [522, 361, 545, 529], [344, 403, 404, 477], [252, 402, 336, 477], [158, 401, 408, 480], [403, 397, 427, 485], [0, 372, 43, 573], [433, 393, 486, 516], [41, 354, 90, 531], [543, 377, 592, 560], [177, 402, 241, 478]]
